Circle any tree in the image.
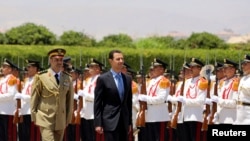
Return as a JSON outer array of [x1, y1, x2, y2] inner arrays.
[[134, 36, 177, 49], [97, 33, 135, 48], [0, 32, 6, 44], [186, 32, 228, 49], [5, 23, 56, 45], [59, 30, 96, 46]]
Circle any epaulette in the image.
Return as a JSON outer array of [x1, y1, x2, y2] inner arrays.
[[63, 71, 72, 77], [38, 69, 48, 75], [132, 81, 138, 94], [232, 77, 239, 91], [8, 75, 17, 86], [198, 77, 208, 90], [159, 77, 170, 89]]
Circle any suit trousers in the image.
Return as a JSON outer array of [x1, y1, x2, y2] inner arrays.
[[104, 116, 127, 141], [40, 126, 64, 141]]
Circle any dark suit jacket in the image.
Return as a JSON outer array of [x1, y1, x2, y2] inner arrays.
[[94, 71, 132, 132]]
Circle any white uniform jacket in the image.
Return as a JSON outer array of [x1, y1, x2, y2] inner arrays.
[[217, 77, 238, 124], [80, 74, 100, 119], [0, 74, 17, 115], [234, 75, 250, 125], [145, 75, 170, 122], [183, 76, 206, 122]]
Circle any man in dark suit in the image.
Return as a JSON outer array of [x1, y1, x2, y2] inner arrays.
[[94, 49, 133, 141]]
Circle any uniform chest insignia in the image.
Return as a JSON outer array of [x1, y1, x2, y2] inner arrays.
[[64, 81, 70, 86]]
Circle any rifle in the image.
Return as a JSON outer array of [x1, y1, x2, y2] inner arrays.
[[201, 64, 213, 131], [171, 62, 186, 129], [13, 57, 23, 124], [135, 54, 147, 127], [71, 74, 78, 124], [208, 61, 218, 125], [75, 68, 83, 125], [167, 55, 176, 128]]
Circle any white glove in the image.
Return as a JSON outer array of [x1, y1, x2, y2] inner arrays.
[[167, 95, 173, 102], [14, 93, 23, 100], [177, 96, 185, 104], [211, 95, 219, 103], [77, 90, 84, 97], [138, 94, 148, 102], [74, 94, 79, 100], [205, 98, 212, 105]]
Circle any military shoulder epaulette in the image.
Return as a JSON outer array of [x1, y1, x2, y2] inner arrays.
[[232, 77, 239, 91], [198, 77, 208, 90], [38, 69, 48, 75], [8, 75, 17, 86], [159, 77, 170, 89], [63, 71, 72, 77]]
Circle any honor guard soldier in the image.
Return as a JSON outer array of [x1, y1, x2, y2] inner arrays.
[[211, 59, 238, 129], [0, 59, 19, 141], [78, 58, 104, 141], [179, 58, 207, 141], [82, 64, 91, 88], [138, 58, 171, 141], [62, 56, 73, 74], [14, 59, 41, 141], [123, 63, 140, 141], [209, 62, 225, 124], [30, 48, 74, 141], [65, 67, 82, 141], [169, 62, 192, 141], [235, 54, 250, 125]]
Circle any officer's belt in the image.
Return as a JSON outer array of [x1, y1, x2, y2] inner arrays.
[[237, 101, 250, 106]]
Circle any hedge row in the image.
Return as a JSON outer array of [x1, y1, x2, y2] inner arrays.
[[0, 45, 247, 75]]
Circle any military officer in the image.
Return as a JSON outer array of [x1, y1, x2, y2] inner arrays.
[[30, 48, 74, 141]]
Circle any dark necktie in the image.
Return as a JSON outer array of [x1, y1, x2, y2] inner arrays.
[[116, 74, 124, 100], [55, 74, 59, 85]]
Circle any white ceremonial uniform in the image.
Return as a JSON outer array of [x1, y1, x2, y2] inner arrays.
[[145, 75, 170, 122], [183, 76, 207, 122], [217, 77, 238, 124], [171, 81, 184, 123], [0, 74, 17, 115], [80, 74, 100, 119], [235, 74, 250, 125], [19, 77, 33, 115]]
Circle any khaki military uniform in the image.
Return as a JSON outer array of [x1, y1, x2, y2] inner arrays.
[[30, 68, 74, 140]]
